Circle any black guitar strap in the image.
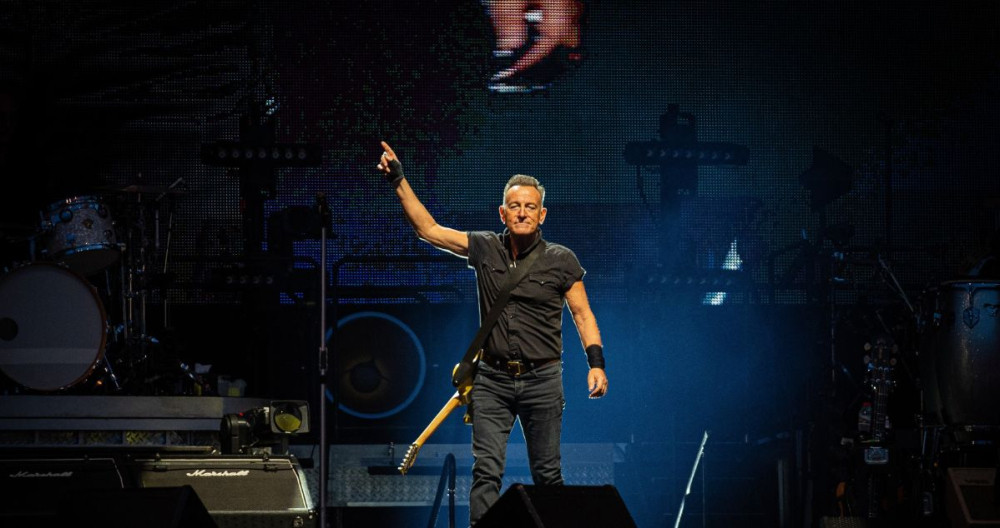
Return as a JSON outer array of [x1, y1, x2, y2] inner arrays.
[[451, 240, 545, 387]]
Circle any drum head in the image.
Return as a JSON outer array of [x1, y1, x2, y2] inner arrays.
[[0, 263, 107, 391]]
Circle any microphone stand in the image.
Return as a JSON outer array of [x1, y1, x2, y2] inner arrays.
[[674, 430, 709, 528], [316, 192, 331, 528]]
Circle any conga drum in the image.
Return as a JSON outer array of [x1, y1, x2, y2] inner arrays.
[[933, 280, 1000, 428]]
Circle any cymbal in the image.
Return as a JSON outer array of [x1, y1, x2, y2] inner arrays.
[[98, 184, 188, 195]]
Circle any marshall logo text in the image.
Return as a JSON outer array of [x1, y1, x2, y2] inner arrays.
[[185, 469, 251, 477]]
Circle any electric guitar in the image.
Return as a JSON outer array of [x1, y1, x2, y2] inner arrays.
[[861, 337, 896, 520], [397, 350, 481, 475]]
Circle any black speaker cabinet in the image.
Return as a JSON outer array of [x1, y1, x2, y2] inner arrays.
[[0, 455, 126, 522], [476, 484, 637, 528], [3, 484, 217, 528], [70, 486, 218, 528], [133, 455, 315, 528]]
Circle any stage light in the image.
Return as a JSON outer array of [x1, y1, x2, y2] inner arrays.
[[201, 141, 322, 167], [703, 238, 744, 306], [220, 400, 310, 455], [622, 141, 749, 166], [271, 401, 308, 434]]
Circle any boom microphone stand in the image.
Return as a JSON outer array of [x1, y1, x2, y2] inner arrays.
[[674, 430, 709, 528], [316, 192, 331, 528]]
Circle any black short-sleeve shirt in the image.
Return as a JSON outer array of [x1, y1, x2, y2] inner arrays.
[[467, 230, 585, 362]]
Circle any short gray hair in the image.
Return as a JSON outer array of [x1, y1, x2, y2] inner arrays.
[[502, 174, 546, 206]]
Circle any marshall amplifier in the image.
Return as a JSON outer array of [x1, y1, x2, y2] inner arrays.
[[133, 454, 315, 528], [946, 467, 1000, 528], [0, 455, 126, 522]]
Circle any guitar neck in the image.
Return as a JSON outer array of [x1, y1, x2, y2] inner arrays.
[[414, 391, 463, 446], [399, 391, 465, 475]]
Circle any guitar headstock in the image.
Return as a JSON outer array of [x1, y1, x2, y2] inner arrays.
[[863, 335, 897, 393], [398, 443, 421, 475]]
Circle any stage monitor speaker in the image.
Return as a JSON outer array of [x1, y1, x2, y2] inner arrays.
[[1, 485, 216, 528], [946, 467, 1000, 528], [133, 455, 316, 528], [70, 486, 217, 528], [476, 484, 637, 528]]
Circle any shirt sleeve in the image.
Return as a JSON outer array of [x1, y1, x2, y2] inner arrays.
[[559, 246, 586, 292], [466, 230, 493, 269]]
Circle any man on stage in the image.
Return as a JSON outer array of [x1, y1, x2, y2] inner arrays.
[[377, 141, 608, 525]]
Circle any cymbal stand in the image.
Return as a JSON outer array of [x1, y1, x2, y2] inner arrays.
[[155, 178, 183, 330], [128, 192, 150, 351], [115, 190, 156, 392], [94, 259, 121, 392]]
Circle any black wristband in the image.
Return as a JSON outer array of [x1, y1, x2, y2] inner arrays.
[[585, 344, 605, 369], [385, 159, 405, 186]]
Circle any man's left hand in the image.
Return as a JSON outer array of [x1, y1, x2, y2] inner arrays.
[[587, 368, 607, 399]]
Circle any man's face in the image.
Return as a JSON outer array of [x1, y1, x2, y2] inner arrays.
[[499, 185, 546, 237]]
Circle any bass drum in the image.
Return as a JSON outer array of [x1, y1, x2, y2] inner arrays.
[[932, 280, 1000, 427], [0, 263, 107, 391]]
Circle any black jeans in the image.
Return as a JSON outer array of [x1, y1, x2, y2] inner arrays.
[[468, 359, 565, 525]]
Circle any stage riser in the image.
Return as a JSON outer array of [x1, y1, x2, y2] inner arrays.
[[313, 443, 617, 507]]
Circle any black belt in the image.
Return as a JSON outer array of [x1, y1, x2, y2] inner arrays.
[[480, 355, 559, 377]]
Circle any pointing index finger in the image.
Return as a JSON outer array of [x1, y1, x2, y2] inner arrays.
[[380, 141, 398, 161]]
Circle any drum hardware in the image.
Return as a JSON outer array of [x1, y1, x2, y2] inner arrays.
[[92, 177, 188, 395], [93, 355, 122, 392], [0, 222, 40, 269]]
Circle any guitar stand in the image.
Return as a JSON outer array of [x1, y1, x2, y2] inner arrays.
[[674, 430, 709, 528], [366, 453, 457, 528], [426, 453, 457, 528]]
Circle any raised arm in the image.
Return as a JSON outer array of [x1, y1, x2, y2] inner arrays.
[[565, 280, 608, 398], [378, 141, 469, 257]]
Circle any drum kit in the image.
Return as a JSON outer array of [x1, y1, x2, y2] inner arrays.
[[0, 180, 191, 394]]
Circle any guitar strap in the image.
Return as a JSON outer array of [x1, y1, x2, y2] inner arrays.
[[451, 239, 545, 387]]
